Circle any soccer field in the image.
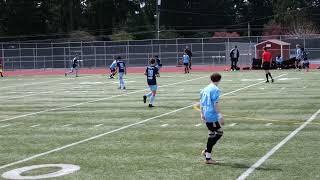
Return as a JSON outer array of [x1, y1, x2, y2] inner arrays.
[[0, 70, 319, 180]]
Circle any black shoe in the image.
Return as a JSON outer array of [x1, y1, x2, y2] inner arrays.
[[123, 87, 126, 90], [265, 80, 269, 83], [143, 96, 147, 103], [148, 104, 154, 108], [271, 79, 274, 83]]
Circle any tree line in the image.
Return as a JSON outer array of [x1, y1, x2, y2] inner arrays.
[[0, 0, 319, 41]]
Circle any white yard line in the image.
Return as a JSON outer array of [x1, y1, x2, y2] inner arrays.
[[0, 73, 288, 170], [0, 76, 207, 123], [62, 124, 73, 127], [229, 123, 237, 127], [0, 79, 66, 90], [30, 124, 40, 128], [0, 91, 53, 100], [0, 124, 11, 128], [160, 124, 169, 127], [237, 108, 320, 180], [94, 124, 104, 127], [265, 123, 273, 126], [195, 123, 202, 127]]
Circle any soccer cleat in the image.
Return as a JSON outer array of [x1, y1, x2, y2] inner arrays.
[[64, 73, 67, 77], [271, 79, 274, 83], [204, 159, 218, 164], [201, 149, 206, 157], [123, 87, 126, 90], [265, 81, 269, 83], [143, 96, 147, 103], [148, 104, 154, 108]]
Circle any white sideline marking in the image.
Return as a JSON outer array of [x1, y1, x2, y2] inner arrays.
[[160, 124, 168, 127], [195, 123, 202, 127], [303, 86, 307, 89], [178, 88, 184, 91], [0, 79, 66, 90], [0, 124, 11, 128], [94, 124, 103, 127], [62, 124, 72, 127], [237, 108, 320, 180], [0, 73, 287, 170], [265, 123, 273, 126], [0, 91, 53, 100], [0, 76, 208, 123], [30, 124, 40, 128], [229, 123, 237, 127]]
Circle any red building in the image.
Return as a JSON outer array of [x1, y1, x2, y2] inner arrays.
[[255, 39, 291, 60]]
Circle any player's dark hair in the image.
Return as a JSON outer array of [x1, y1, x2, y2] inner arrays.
[[263, 47, 268, 51], [149, 58, 156, 64], [210, 73, 222, 83], [155, 55, 159, 58], [117, 56, 122, 60]]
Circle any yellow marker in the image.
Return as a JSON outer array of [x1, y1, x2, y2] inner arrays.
[[193, 102, 201, 112]]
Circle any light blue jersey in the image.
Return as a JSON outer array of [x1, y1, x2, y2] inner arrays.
[[110, 60, 117, 69], [183, 54, 190, 64], [200, 83, 220, 122], [296, 48, 303, 60]]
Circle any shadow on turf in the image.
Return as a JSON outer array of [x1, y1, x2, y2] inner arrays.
[[216, 162, 282, 171]]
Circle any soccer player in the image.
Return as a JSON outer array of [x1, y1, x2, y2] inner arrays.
[[262, 47, 274, 83], [109, 59, 117, 79], [143, 58, 160, 108], [183, 52, 190, 74], [116, 56, 126, 89], [295, 44, 303, 70], [0, 57, 4, 77], [184, 46, 193, 69], [155, 55, 162, 71], [65, 54, 80, 77], [301, 48, 309, 72], [200, 73, 224, 164]]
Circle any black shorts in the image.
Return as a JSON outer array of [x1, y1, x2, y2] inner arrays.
[[110, 68, 116, 72], [184, 63, 189, 66], [263, 62, 270, 70], [303, 62, 310, 68], [206, 122, 221, 133]]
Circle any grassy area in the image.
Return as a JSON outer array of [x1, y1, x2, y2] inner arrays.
[[0, 70, 319, 180]]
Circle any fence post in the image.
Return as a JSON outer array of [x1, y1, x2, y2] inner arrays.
[[19, 42, 22, 70], [104, 41, 107, 68], [94, 42, 97, 68], [1, 43, 4, 69], [51, 42, 54, 69], [127, 40, 130, 65], [151, 39, 154, 57], [201, 38, 204, 64], [176, 38, 178, 64]]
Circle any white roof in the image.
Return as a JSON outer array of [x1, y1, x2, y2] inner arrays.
[[255, 39, 291, 46]]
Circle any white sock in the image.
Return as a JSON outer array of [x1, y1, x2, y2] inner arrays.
[[205, 152, 211, 160]]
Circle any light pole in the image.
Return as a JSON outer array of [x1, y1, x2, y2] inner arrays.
[[155, 0, 161, 39]]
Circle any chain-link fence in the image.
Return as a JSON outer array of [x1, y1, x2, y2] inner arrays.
[[1, 35, 320, 70]]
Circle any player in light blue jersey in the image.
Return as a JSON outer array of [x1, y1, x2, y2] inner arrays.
[[116, 56, 126, 90], [199, 73, 224, 164], [183, 52, 190, 74], [109, 59, 117, 79]]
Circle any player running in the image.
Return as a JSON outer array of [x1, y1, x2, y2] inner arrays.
[[262, 47, 274, 83], [65, 54, 80, 77], [200, 73, 224, 164], [109, 59, 117, 79], [143, 58, 160, 108], [116, 56, 126, 90]]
